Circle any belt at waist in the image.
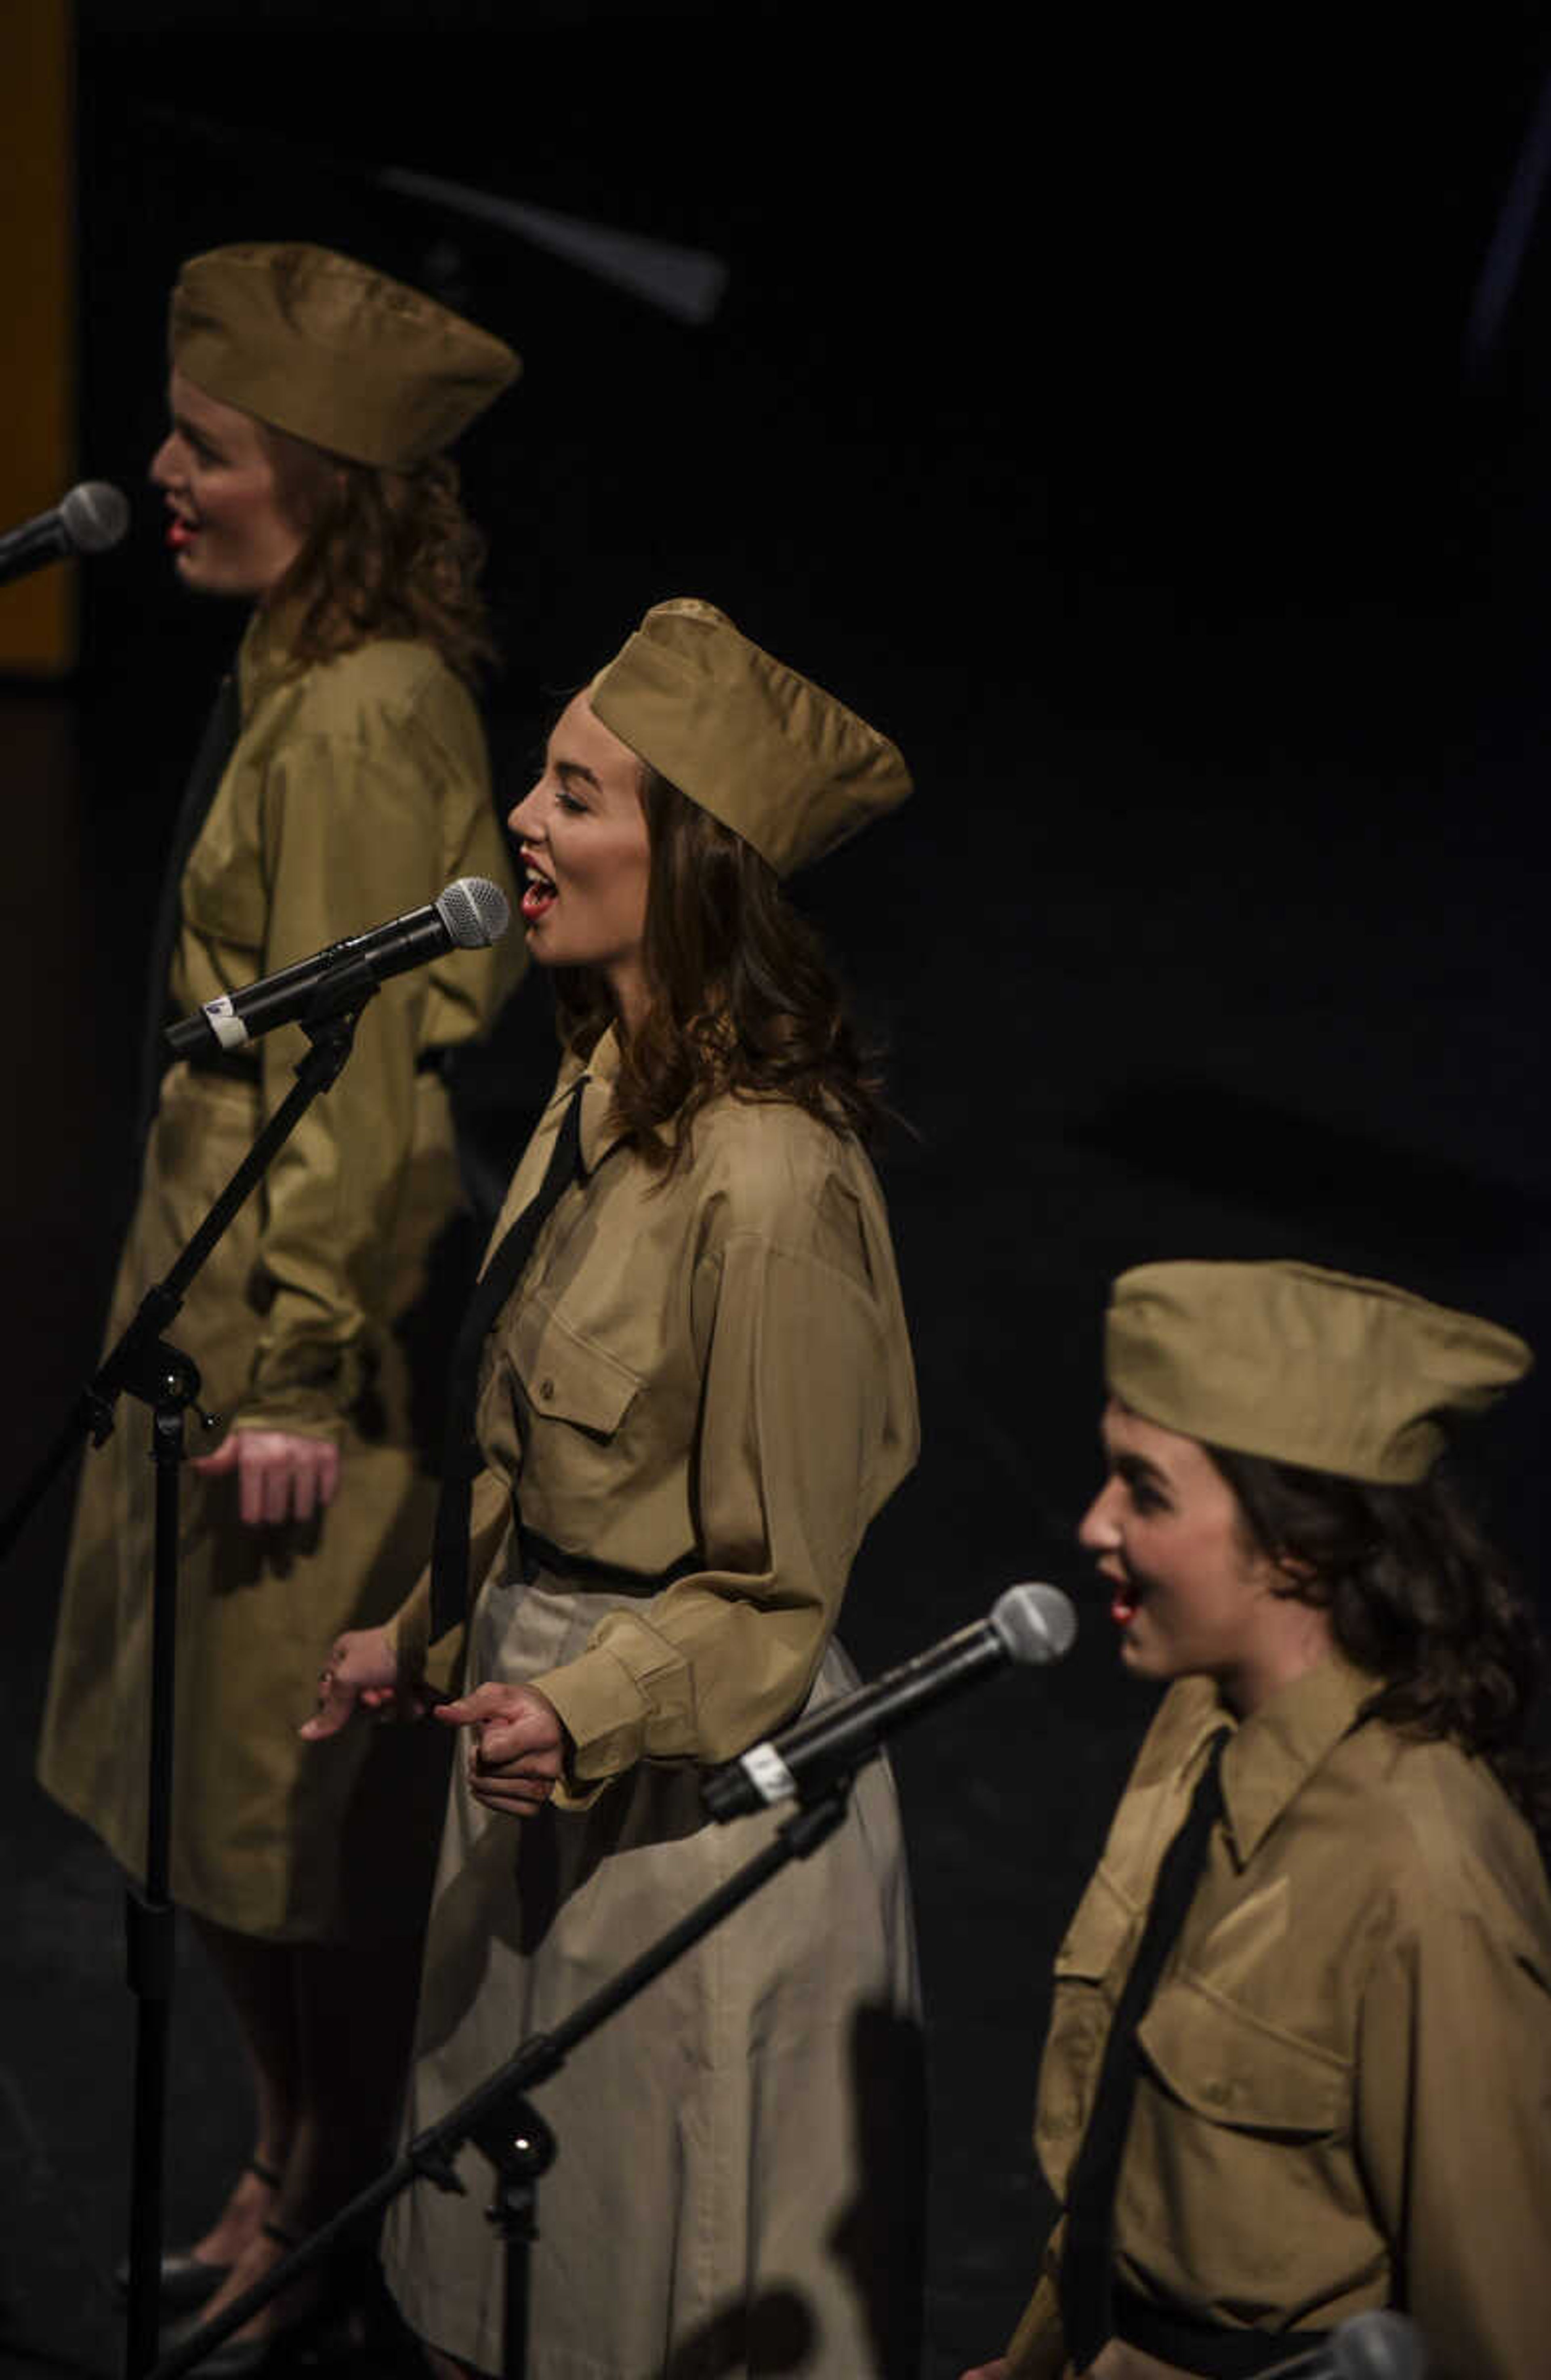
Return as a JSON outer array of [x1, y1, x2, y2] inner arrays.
[[514, 1523, 700, 1595], [1113, 2285, 1333, 2378]]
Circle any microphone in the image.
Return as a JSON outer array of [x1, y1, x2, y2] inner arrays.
[[0, 482, 130, 589], [701, 1583, 1077, 1822], [164, 876, 512, 1057], [1266, 2310, 1425, 2380]]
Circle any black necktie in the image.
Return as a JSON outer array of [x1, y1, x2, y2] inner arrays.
[[429, 1078, 588, 1639], [1060, 1728, 1230, 2375], [137, 671, 242, 1134]]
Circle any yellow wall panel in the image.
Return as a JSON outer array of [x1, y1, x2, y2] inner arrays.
[[0, 0, 74, 676]]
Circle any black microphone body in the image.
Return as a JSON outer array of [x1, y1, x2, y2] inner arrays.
[[164, 876, 511, 1058], [0, 482, 129, 588], [702, 1583, 1077, 1822]]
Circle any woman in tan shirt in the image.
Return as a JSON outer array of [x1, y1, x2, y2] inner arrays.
[[964, 1260, 1551, 2380], [309, 599, 926, 2378], [38, 244, 521, 2363]]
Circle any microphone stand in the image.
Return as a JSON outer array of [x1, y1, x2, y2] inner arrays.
[[141, 1781, 856, 2380], [0, 959, 380, 2380]]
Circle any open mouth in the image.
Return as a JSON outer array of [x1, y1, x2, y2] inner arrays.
[[521, 864, 557, 924], [167, 514, 199, 552], [1104, 1566, 1143, 1628]]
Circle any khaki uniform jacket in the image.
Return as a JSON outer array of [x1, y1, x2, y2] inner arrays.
[[1005, 1661, 1551, 2380], [383, 1034, 928, 2378], [38, 620, 523, 1940]]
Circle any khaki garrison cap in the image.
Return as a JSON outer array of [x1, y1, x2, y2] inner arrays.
[[170, 243, 519, 469], [589, 599, 912, 876], [1105, 1259, 1532, 1484]]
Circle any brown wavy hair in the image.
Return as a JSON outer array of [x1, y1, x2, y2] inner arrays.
[[260, 431, 496, 684], [552, 767, 884, 1170], [1208, 1442, 1551, 1845]]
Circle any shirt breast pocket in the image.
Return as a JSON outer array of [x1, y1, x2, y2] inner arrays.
[[503, 1294, 643, 1550], [181, 823, 267, 956], [1127, 1976, 1358, 2300], [1138, 1976, 1349, 2136]]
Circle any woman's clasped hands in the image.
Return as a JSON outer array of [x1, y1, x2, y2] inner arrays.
[[444, 1681, 567, 1814], [301, 1631, 566, 1814]]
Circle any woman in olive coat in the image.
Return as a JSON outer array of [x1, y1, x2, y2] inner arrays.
[[38, 243, 522, 2362]]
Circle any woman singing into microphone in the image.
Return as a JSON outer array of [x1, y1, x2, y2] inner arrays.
[[38, 243, 522, 2362], [963, 1260, 1551, 2380], [307, 599, 926, 2378]]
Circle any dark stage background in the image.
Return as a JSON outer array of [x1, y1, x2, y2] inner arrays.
[[3, 4, 1551, 2374]]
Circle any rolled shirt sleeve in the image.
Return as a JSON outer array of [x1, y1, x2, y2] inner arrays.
[[236, 727, 441, 1431], [417, 1062, 919, 1804], [1356, 1899, 1551, 2380], [534, 1220, 909, 1787], [170, 632, 521, 1440]]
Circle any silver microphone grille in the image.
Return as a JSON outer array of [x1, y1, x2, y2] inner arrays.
[[59, 481, 130, 556], [436, 876, 511, 949], [991, 1583, 1078, 1666]]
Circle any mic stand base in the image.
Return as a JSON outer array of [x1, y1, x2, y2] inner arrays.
[[0, 992, 377, 2380], [142, 1783, 854, 2380], [123, 1393, 198, 2380]]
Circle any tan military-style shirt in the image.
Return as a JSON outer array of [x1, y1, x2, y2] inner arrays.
[[172, 610, 523, 1433], [1006, 1659, 1551, 2380], [383, 1034, 923, 2374], [398, 1025, 921, 1794]]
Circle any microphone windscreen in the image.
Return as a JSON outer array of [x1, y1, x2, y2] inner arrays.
[[60, 481, 130, 555], [437, 876, 511, 949], [992, 1583, 1077, 1665]]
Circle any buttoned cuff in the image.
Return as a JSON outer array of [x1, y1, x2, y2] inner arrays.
[[530, 1641, 696, 1808], [224, 1399, 348, 1445], [243, 1327, 368, 1434]]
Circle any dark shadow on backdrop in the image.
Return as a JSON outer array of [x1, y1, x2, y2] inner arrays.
[[1077, 1073, 1550, 1259]]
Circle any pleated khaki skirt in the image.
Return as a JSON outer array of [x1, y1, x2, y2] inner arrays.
[[385, 1563, 927, 2380]]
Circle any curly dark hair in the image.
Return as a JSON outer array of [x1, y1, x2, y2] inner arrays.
[[551, 766, 884, 1170], [1207, 1442, 1551, 1844], [261, 429, 496, 684]]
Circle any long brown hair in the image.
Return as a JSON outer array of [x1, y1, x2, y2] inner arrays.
[[1208, 1442, 1551, 1844], [553, 767, 884, 1170], [262, 431, 496, 684]]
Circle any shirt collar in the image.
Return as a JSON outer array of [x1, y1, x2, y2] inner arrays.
[[1217, 1655, 1376, 1863], [236, 601, 303, 720], [557, 1025, 630, 1179]]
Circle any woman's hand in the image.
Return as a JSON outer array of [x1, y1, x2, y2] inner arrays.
[[300, 1626, 414, 1739], [957, 2363, 1010, 2380], [193, 1427, 340, 1526], [436, 1682, 566, 1817]]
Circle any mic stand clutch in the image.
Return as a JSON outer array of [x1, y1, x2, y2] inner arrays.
[[142, 1784, 857, 2380], [0, 963, 379, 2380], [468, 2094, 556, 2378]]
